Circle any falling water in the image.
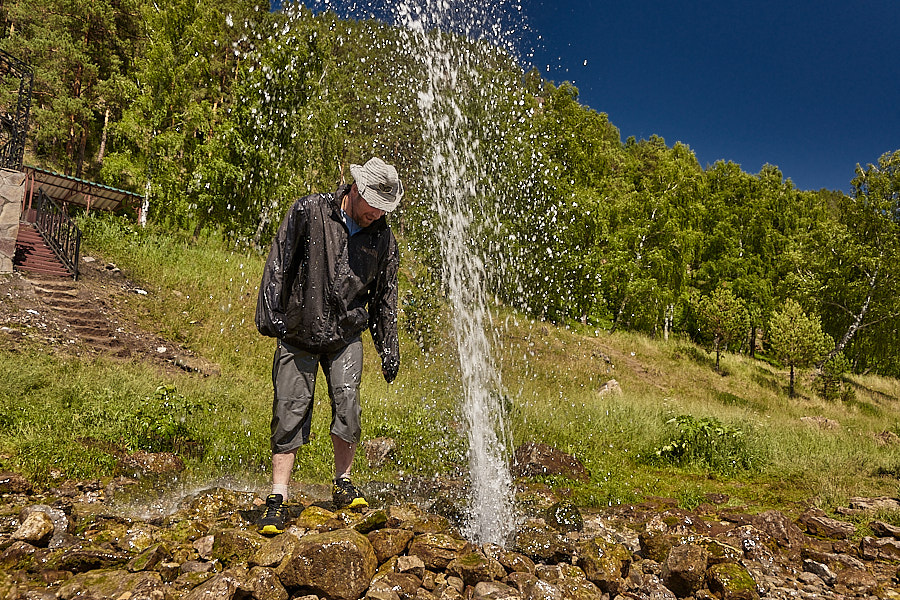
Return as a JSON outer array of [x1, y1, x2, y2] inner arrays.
[[398, 0, 519, 545]]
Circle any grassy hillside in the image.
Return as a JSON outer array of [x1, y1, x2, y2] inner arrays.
[[2, 215, 899, 520]]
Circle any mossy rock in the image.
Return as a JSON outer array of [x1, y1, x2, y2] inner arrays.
[[707, 562, 759, 600]]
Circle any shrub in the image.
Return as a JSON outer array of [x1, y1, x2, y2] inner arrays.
[[651, 415, 761, 475]]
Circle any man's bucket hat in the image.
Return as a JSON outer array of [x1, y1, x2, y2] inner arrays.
[[350, 157, 403, 213]]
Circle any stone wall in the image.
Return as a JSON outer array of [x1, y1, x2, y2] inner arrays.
[[0, 169, 26, 274]]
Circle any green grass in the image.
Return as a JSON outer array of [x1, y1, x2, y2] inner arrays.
[[2, 214, 900, 518]]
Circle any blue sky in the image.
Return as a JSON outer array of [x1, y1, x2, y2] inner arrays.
[[523, 1, 900, 192], [283, 0, 899, 192]]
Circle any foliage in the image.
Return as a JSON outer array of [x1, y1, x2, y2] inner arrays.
[[652, 415, 761, 475], [819, 352, 851, 401], [4, 0, 900, 377], [768, 299, 828, 397], [696, 286, 750, 372]]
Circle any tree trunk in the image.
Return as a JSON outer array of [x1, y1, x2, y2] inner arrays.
[[714, 335, 721, 372], [97, 105, 110, 165], [819, 260, 880, 368], [789, 364, 795, 397], [76, 127, 87, 179]]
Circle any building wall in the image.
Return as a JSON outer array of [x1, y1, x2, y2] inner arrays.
[[0, 169, 26, 274]]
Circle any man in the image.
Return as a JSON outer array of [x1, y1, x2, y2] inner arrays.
[[254, 157, 402, 535]]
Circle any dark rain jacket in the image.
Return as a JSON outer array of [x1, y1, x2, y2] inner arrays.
[[255, 184, 400, 378]]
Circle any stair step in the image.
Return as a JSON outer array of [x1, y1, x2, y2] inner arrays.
[[14, 222, 74, 279]]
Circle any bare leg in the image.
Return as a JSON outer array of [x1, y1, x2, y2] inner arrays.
[[272, 450, 296, 487], [332, 433, 356, 479]]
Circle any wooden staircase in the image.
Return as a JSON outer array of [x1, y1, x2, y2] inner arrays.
[[14, 221, 73, 278]]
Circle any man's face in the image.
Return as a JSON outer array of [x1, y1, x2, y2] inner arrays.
[[352, 185, 385, 227]]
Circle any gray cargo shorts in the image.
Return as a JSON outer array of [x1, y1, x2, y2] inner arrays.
[[270, 337, 363, 454]]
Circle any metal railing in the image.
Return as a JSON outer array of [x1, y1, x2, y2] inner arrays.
[[0, 49, 33, 171], [33, 187, 81, 279]]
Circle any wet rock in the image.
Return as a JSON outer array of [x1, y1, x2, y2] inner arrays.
[[251, 529, 302, 567], [553, 577, 603, 600], [126, 541, 171, 572], [371, 571, 421, 600], [624, 572, 678, 600], [368, 527, 416, 563], [447, 551, 506, 586], [0, 471, 33, 494], [533, 563, 585, 583], [639, 530, 677, 563], [386, 503, 424, 527], [511, 442, 590, 482], [545, 500, 583, 533], [660, 543, 708, 597], [363, 437, 398, 467], [356, 509, 389, 534], [193, 533, 214, 559], [212, 527, 264, 566], [12, 511, 54, 546], [117, 450, 185, 477], [492, 548, 535, 574], [706, 562, 759, 600], [51, 547, 132, 573], [504, 572, 562, 600], [181, 566, 249, 600], [510, 521, 574, 563], [472, 580, 521, 600], [0, 540, 49, 572], [276, 528, 378, 600], [297, 504, 337, 529], [798, 508, 856, 539], [19, 505, 70, 547], [802, 558, 836, 586], [409, 533, 470, 570], [175, 486, 256, 524], [56, 568, 165, 600], [575, 537, 631, 594], [401, 513, 452, 534], [248, 565, 290, 600]]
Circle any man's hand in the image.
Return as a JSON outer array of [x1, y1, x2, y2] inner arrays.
[[381, 354, 399, 384]]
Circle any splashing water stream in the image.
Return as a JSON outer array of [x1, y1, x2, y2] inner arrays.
[[399, 0, 518, 545]]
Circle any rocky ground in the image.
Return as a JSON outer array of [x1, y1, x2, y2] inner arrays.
[[2, 456, 900, 600], [3, 263, 900, 599]]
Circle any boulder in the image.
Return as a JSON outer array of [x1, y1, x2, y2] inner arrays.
[[545, 500, 583, 533], [408, 533, 470, 570], [472, 580, 521, 600], [277, 528, 378, 600], [660, 543, 708, 597], [0, 471, 33, 494], [56, 568, 165, 600], [860, 536, 900, 561], [447, 551, 507, 586], [368, 528, 417, 563], [512, 442, 590, 482], [705, 562, 759, 600], [510, 521, 574, 563], [798, 508, 856, 539], [212, 527, 264, 566], [575, 537, 632, 594], [248, 565, 290, 600], [12, 511, 55, 546], [504, 572, 562, 600]]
